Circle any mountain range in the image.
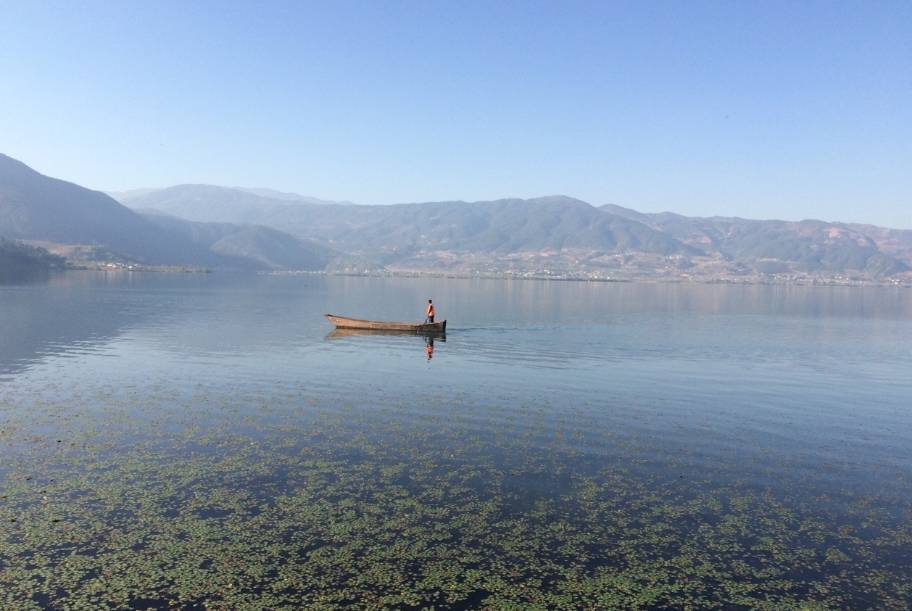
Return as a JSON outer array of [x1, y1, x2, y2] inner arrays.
[[0, 154, 331, 271], [599, 204, 911, 278], [1, 153, 910, 281]]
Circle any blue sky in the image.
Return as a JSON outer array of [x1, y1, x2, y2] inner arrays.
[[1, 1, 909, 227]]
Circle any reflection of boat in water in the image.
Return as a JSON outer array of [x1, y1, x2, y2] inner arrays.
[[325, 314, 446, 334], [326, 327, 446, 341], [326, 327, 445, 363]]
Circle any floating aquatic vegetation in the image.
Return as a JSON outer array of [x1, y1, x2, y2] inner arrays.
[[1, 391, 910, 611]]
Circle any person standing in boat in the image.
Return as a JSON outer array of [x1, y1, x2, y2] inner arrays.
[[425, 299, 435, 323]]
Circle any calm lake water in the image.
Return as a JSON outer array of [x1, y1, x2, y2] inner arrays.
[[1, 272, 911, 609]]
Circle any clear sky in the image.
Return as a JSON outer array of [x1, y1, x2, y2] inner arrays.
[[1, 1, 909, 227]]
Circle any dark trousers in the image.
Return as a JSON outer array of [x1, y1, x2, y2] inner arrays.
[[426, 315, 434, 323]]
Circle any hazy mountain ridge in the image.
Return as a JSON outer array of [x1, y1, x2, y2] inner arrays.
[[3, 154, 909, 280], [118, 188, 696, 256], [0, 153, 198, 265], [600, 204, 910, 277], [844, 224, 912, 264], [120, 184, 910, 278], [139, 212, 331, 271], [114, 186, 348, 207], [112, 185, 347, 225], [234, 188, 351, 205], [0, 155, 331, 271]]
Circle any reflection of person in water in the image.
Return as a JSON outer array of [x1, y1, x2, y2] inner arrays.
[[425, 336, 434, 361]]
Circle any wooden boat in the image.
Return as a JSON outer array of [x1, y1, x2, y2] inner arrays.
[[325, 314, 446, 333]]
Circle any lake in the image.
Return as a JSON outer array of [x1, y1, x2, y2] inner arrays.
[[1, 272, 911, 609]]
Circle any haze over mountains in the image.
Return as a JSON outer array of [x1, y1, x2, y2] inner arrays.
[[116, 181, 912, 280], [600, 204, 911, 278], [0, 154, 331, 271], [1, 153, 910, 281]]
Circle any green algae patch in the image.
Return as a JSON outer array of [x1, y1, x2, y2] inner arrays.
[[1, 397, 910, 610]]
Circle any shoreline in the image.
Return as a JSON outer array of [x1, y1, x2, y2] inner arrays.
[[28, 267, 911, 288], [272, 269, 912, 288]]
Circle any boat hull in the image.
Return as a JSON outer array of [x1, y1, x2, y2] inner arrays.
[[325, 314, 446, 333]]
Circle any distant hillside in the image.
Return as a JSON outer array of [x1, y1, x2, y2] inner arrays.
[[121, 184, 911, 278], [234, 188, 350, 205], [112, 184, 347, 225], [114, 185, 348, 208], [121, 188, 695, 258], [337, 197, 699, 268], [5, 153, 909, 280], [0, 155, 333, 271], [599, 204, 910, 277], [105, 188, 160, 201], [0, 153, 207, 265], [140, 212, 331, 271], [0, 239, 64, 280], [844, 224, 912, 266]]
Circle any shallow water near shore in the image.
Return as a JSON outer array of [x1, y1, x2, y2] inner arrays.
[[1, 272, 911, 609]]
